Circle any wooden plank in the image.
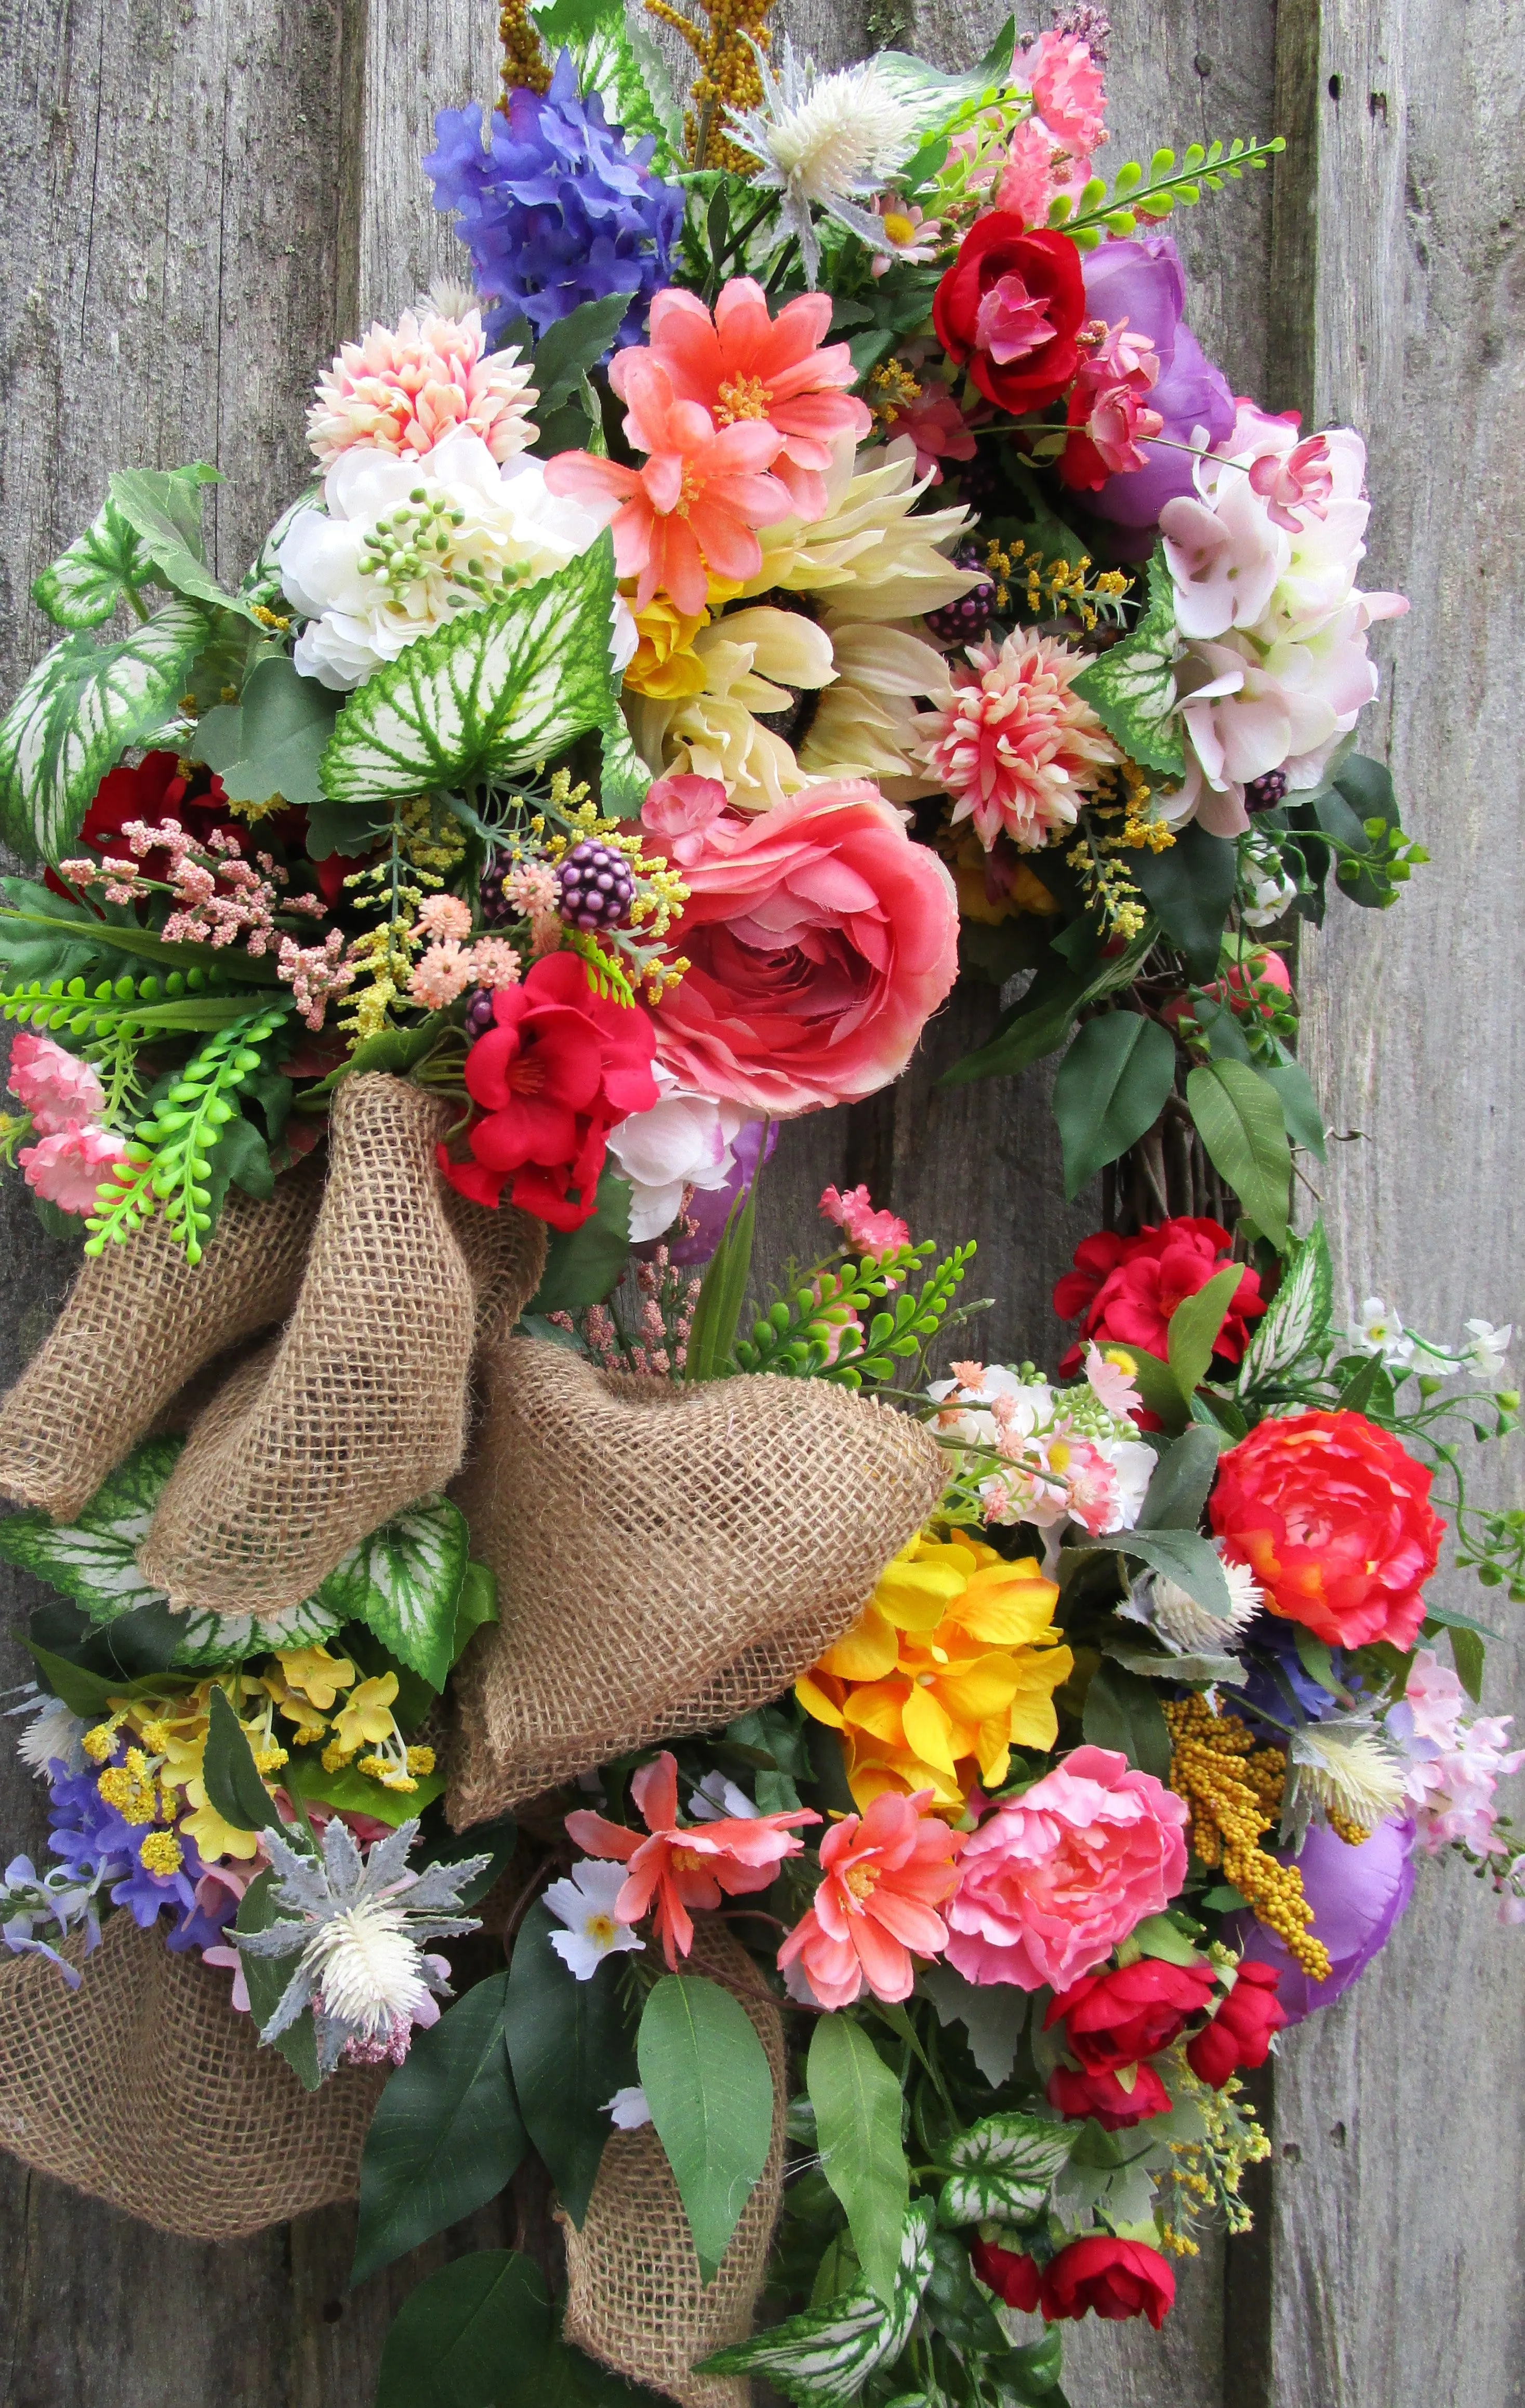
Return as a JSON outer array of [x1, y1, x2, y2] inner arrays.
[[1265, 3, 1525, 2403]]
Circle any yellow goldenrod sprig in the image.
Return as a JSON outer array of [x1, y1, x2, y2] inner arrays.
[[1163, 1694, 1331, 1982]]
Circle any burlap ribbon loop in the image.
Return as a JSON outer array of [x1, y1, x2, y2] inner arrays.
[[448, 1338, 947, 1825], [0, 1912, 382, 2239], [562, 1920, 785, 2408]]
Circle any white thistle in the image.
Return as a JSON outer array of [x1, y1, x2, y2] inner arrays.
[[1282, 1718, 1408, 1850], [234, 1816, 489, 2076], [725, 39, 919, 285], [7, 1687, 88, 1778], [1131, 1549, 1263, 1657]]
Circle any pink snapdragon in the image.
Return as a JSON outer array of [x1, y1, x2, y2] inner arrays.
[[1025, 29, 1110, 156], [17, 1124, 130, 1215], [7, 1031, 107, 1135], [820, 1182, 912, 1258]]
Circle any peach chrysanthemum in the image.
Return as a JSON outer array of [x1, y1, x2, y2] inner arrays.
[[416, 892, 474, 942], [308, 309, 538, 469], [922, 630, 1119, 850], [468, 937, 522, 990], [408, 939, 474, 1010]]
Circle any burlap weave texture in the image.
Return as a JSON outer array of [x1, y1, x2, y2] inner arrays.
[[562, 1920, 783, 2408], [447, 1338, 946, 1825], [0, 1911, 381, 2239]]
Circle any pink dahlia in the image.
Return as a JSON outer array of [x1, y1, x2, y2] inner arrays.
[[19, 1123, 130, 1216], [307, 309, 538, 468], [7, 1030, 107, 1135], [921, 631, 1119, 850]]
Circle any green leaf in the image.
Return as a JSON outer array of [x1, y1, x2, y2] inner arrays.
[[699, 2200, 936, 2406], [1262, 1058, 1327, 1161], [375, 2250, 552, 2408], [504, 1898, 635, 2227], [924, 2230, 1009, 2356], [0, 598, 211, 861], [108, 464, 263, 626], [638, 1973, 775, 2283], [530, 292, 631, 414], [321, 537, 620, 806], [940, 932, 1152, 1089], [1116, 1344, 1191, 1433], [1052, 1013, 1177, 1198], [526, 1170, 633, 1313], [1080, 1659, 1173, 1779], [1133, 820, 1239, 982], [452, 1561, 500, 1664], [24, 1641, 124, 1718], [1166, 1263, 1247, 1398], [304, 795, 382, 859], [1071, 549, 1183, 774], [190, 655, 341, 808], [33, 499, 154, 630], [1067, 1526, 1234, 1619], [807, 2015, 909, 2308], [684, 1146, 763, 1380], [937, 2112, 1073, 2229], [1450, 1622, 1486, 1703], [204, 1684, 281, 1833], [920, 1964, 1027, 2087], [418, 1808, 518, 1910], [236, 1865, 321, 2088], [1237, 1220, 1333, 1391], [353, 1973, 527, 2283], [1129, 1911, 1208, 1967], [284, 1751, 445, 1826], [315, 1496, 470, 1689], [1186, 1058, 1291, 1249], [1136, 1425, 1223, 1531]]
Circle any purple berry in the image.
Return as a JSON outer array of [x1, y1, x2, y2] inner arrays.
[[1245, 769, 1290, 814], [925, 544, 997, 647], [463, 986, 497, 1042], [478, 858, 515, 925], [556, 837, 634, 932]]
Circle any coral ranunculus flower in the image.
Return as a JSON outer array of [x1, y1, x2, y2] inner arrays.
[[1053, 1215, 1266, 1379], [932, 217, 1086, 414], [644, 780, 960, 1115], [545, 352, 792, 614], [565, 1751, 817, 1970], [920, 629, 1120, 852], [1040, 2237, 1176, 2329], [796, 1532, 1072, 1813], [441, 951, 660, 1230], [644, 279, 871, 521], [778, 1788, 963, 2009], [1208, 1409, 1444, 1650]]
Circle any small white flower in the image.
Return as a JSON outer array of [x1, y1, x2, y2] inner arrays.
[[8, 1689, 87, 1778], [544, 1858, 645, 1980], [605, 2084, 653, 2130], [688, 1769, 760, 1822], [1242, 867, 1298, 927], [1135, 1548, 1264, 1656], [725, 39, 919, 285], [1349, 1297, 1414, 1369], [1464, 1319, 1514, 1381]]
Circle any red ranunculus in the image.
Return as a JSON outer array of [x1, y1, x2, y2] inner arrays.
[[441, 951, 659, 1231], [1053, 1216, 1265, 1379], [1186, 1959, 1287, 2088], [970, 2236, 1042, 2312], [1046, 2059, 1172, 2129], [1040, 2236, 1176, 2329], [1046, 1957, 1217, 2070], [932, 217, 1086, 415], [1209, 1409, 1444, 1649]]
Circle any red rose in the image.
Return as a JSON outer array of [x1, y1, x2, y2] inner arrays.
[[1209, 1409, 1444, 1649], [1040, 2236, 1176, 2329], [442, 952, 659, 1232], [1186, 1959, 1287, 2088], [1046, 2060, 1172, 2128], [970, 2237, 1042, 2312], [1046, 1958, 1217, 2070], [932, 217, 1086, 414], [1053, 1216, 1265, 1379]]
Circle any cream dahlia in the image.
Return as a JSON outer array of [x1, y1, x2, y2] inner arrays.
[[921, 629, 1119, 849]]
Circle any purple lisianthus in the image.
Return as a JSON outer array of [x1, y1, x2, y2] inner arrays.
[[1232, 1815, 1416, 2023], [1066, 233, 1235, 532], [425, 54, 682, 349], [666, 1116, 781, 1267]]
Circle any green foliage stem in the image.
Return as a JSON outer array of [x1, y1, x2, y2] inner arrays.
[[1050, 135, 1287, 248]]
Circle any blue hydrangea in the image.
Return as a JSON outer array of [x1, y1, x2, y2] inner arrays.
[[425, 51, 683, 349]]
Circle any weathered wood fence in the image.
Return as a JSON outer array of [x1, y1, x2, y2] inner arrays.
[[1, 1, 1520, 2401]]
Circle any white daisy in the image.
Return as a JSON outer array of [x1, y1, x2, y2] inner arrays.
[[543, 1858, 645, 1980], [725, 39, 919, 285]]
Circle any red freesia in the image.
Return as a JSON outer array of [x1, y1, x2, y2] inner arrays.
[[1046, 1957, 1217, 2070], [1186, 1959, 1287, 2088], [970, 2237, 1042, 2312], [645, 780, 960, 1115], [777, 1788, 963, 2010], [1053, 1216, 1265, 1381], [440, 951, 659, 1231], [644, 278, 870, 520], [1046, 2059, 1172, 2128], [932, 218, 1086, 414], [565, 1750, 817, 1970], [1209, 1410, 1444, 1650], [1040, 2237, 1176, 2329]]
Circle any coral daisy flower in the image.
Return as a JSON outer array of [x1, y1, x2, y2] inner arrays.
[[921, 629, 1120, 850]]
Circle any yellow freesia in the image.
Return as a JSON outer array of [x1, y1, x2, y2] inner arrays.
[[328, 1673, 400, 1758], [274, 1646, 357, 1712], [797, 1531, 1072, 1817]]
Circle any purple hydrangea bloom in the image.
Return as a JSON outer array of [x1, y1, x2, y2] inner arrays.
[[1231, 1815, 1417, 2023], [424, 54, 683, 349], [1074, 233, 1236, 533]]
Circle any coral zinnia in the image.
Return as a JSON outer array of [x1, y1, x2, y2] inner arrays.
[[920, 629, 1119, 850]]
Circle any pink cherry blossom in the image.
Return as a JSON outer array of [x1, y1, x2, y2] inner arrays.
[[1249, 434, 1336, 531], [7, 1030, 107, 1136], [19, 1123, 130, 1216]]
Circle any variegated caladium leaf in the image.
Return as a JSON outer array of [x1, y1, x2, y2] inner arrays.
[[1238, 1218, 1334, 1393], [936, 2111, 1076, 2229], [699, 2199, 936, 2405], [319, 533, 622, 805], [1072, 547, 1184, 776], [315, 1495, 470, 1688], [32, 500, 155, 631]]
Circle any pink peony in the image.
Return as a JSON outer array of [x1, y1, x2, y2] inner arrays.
[[945, 1745, 1189, 1990], [7, 1030, 107, 1135], [921, 631, 1120, 851], [19, 1123, 130, 1215], [307, 309, 538, 467], [645, 780, 960, 1114]]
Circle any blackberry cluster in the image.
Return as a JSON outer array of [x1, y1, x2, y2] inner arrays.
[[478, 858, 515, 926], [556, 838, 634, 931], [954, 445, 1008, 519], [463, 987, 497, 1042], [924, 544, 997, 648], [1245, 769, 1290, 814]]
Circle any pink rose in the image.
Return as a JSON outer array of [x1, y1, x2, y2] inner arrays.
[[19, 1123, 130, 1215], [7, 1030, 107, 1134], [645, 779, 960, 1114], [945, 1745, 1189, 1991]]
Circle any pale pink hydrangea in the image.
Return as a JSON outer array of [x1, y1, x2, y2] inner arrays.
[[7, 1031, 107, 1135], [415, 893, 474, 942], [307, 309, 538, 468], [920, 630, 1120, 850], [18, 1123, 130, 1215]]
